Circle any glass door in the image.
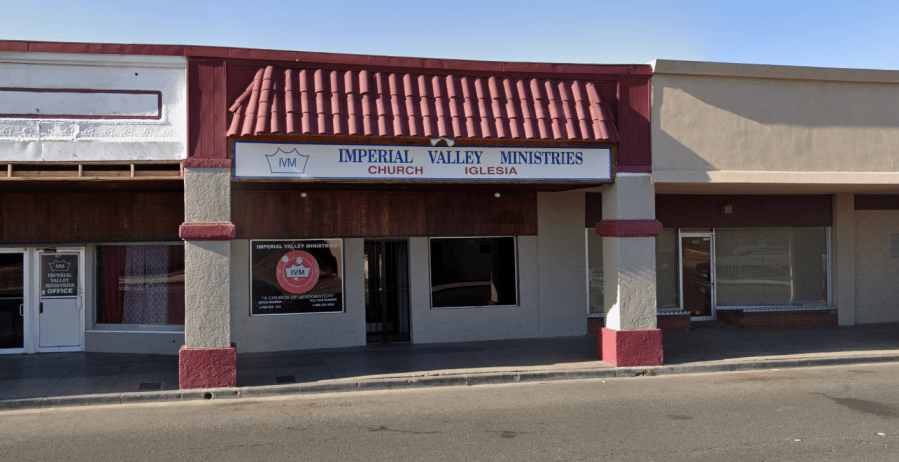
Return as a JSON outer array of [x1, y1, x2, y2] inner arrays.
[[680, 233, 715, 320], [0, 251, 25, 353], [37, 249, 84, 351]]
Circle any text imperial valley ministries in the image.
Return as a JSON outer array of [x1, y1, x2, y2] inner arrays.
[[337, 148, 586, 176]]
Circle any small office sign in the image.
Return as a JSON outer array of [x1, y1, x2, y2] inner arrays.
[[233, 142, 612, 181], [40, 254, 79, 299]]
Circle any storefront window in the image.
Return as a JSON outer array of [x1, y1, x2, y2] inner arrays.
[[656, 229, 680, 309], [586, 230, 603, 315], [715, 228, 828, 307], [430, 237, 518, 308], [96, 244, 185, 326]]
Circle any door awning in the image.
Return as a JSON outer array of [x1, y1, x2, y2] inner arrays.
[[227, 66, 619, 142]]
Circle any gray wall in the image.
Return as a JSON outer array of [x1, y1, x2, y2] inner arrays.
[[408, 191, 588, 343], [229, 238, 367, 353], [229, 193, 590, 349], [409, 236, 541, 343], [537, 191, 589, 336], [85, 331, 184, 355], [855, 211, 899, 323]]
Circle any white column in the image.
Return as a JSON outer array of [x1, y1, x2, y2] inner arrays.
[[183, 167, 233, 348], [596, 173, 663, 367], [179, 164, 237, 389], [601, 174, 658, 330]]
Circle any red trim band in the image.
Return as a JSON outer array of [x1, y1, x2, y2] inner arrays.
[[179, 223, 236, 241], [596, 220, 662, 237], [182, 158, 232, 168], [1, 40, 652, 77]]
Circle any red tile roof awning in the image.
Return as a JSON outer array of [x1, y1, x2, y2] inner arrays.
[[227, 66, 619, 142]]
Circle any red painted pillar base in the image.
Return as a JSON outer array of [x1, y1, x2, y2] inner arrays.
[[179, 345, 237, 389], [599, 327, 663, 367]]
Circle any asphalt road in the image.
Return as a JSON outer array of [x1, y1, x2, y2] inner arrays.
[[2, 363, 897, 461]]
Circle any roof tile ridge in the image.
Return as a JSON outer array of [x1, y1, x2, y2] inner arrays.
[[241, 67, 265, 136], [556, 81, 577, 140], [570, 80, 593, 140], [254, 66, 275, 135], [284, 68, 298, 134]]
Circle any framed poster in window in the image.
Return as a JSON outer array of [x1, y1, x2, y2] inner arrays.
[[250, 239, 344, 315]]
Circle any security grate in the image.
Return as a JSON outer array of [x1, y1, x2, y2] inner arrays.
[[364, 240, 411, 344]]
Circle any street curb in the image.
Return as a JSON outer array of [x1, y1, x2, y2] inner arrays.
[[3, 354, 898, 411]]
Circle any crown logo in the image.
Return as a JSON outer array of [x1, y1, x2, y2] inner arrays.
[[265, 148, 309, 174], [285, 263, 311, 279], [48, 259, 72, 272]]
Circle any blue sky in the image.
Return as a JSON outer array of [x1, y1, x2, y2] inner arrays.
[[2, 1, 898, 70]]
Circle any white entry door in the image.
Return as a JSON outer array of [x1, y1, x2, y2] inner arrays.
[[37, 249, 84, 351]]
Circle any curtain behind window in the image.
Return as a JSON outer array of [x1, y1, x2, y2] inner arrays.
[[98, 245, 185, 325]]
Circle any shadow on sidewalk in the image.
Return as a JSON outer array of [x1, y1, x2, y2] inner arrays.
[[1, 323, 897, 401]]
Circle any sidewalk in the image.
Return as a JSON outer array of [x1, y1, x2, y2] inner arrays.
[[1, 322, 898, 409]]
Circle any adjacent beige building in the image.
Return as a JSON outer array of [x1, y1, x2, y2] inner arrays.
[[651, 59, 899, 326]]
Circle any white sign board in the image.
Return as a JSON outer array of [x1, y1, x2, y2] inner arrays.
[[233, 142, 611, 182]]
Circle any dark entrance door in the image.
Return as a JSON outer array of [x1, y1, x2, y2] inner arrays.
[[0, 252, 25, 350], [364, 240, 410, 343]]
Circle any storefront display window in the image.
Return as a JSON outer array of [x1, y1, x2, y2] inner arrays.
[[96, 244, 185, 326], [715, 228, 828, 307], [249, 239, 344, 315], [430, 237, 518, 308], [586, 230, 603, 315], [656, 229, 680, 309]]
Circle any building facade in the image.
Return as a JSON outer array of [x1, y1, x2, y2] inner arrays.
[[2, 42, 896, 390], [0, 47, 187, 356], [650, 60, 899, 328]]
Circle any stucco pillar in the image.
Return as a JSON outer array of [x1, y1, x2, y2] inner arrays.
[[596, 173, 663, 367], [178, 161, 237, 389], [833, 193, 856, 326]]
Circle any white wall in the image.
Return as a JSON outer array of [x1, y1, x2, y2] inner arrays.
[[409, 236, 541, 343], [855, 210, 899, 323], [229, 239, 367, 353], [0, 52, 186, 161], [537, 191, 589, 336], [85, 331, 183, 355]]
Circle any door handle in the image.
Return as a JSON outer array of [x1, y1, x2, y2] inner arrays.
[[19, 304, 23, 317], [39, 302, 43, 314]]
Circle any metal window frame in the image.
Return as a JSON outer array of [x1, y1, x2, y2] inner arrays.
[[89, 241, 187, 331], [712, 227, 832, 311], [427, 235, 520, 310], [247, 238, 347, 316]]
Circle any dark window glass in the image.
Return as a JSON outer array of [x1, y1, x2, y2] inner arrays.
[[430, 237, 518, 308], [96, 245, 185, 325]]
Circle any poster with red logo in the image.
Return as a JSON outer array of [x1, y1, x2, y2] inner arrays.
[[250, 239, 343, 315]]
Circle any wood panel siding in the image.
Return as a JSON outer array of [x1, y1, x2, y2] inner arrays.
[[233, 189, 537, 238], [188, 58, 227, 159], [0, 192, 183, 242], [615, 76, 651, 171], [855, 194, 899, 210], [656, 195, 833, 229], [584, 192, 603, 228]]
